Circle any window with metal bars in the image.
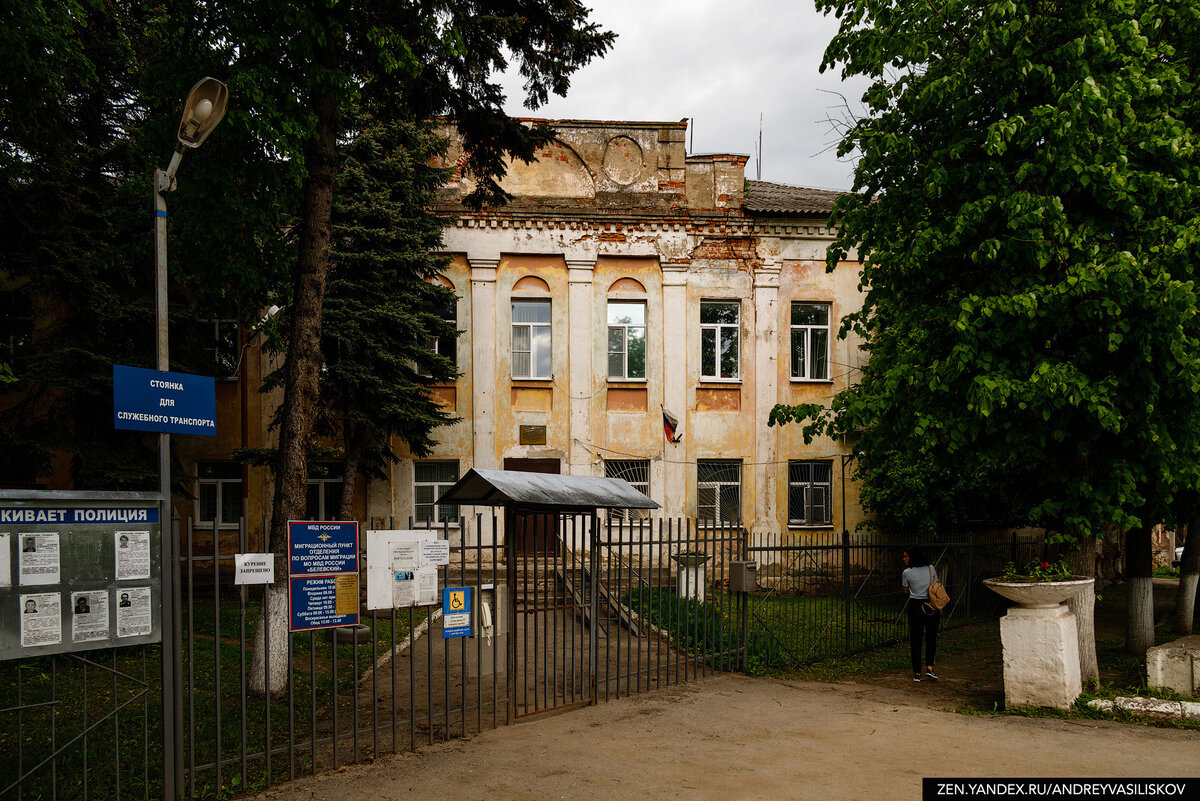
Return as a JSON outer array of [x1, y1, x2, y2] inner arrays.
[[788, 460, 832, 526], [414, 460, 459, 525], [697, 459, 741, 523], [604, 459, 651, 520]]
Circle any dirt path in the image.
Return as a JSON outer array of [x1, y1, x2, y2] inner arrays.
[[249, 673, 1196, 801]]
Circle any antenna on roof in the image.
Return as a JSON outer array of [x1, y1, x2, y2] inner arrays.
[[689, 118, 694, 154], [757, 113, 763, 181]]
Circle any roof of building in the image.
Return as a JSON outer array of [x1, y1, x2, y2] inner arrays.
[[436, 469, 660, 511], [742, 181, 842, 216]]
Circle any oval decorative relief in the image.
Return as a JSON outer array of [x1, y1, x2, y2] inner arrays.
[[602, 136, 644, 185]]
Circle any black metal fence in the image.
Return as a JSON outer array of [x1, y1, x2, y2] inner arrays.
[[3, 515, 1050, 801], [744, 530, 1063, 669]]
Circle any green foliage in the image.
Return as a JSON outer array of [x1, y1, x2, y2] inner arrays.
[[773, 0, 1200, 538], [0, 0, 163, 489], [1001, 558, 1073, 582]]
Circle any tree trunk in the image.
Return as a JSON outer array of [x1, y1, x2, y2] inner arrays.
[[250, 76, 340, 697], [1125, 523, 1156, 656], [1174, 519, 1200, 634], [1066, 536, 1099, 686], [339, 422, 371, 523]]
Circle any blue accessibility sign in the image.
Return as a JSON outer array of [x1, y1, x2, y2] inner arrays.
[[113, 365, 217, 436], [442, 586, 472, 639], [288, 521, 358, 576]]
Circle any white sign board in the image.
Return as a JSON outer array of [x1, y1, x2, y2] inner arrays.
[[421, 539, 450, 567], [234, 553, 276, 585], [366, 530, 444, 610]]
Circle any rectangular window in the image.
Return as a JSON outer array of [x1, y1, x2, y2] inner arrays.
[[604, 459, 651, 520], [788, 460, 833, 526], [697, 460, 741, 523], [512, 300, 552, 379], [607, 301, 646, 380], [420, 295, 458, 377], [700, 301, 739, 380], [305, 463, 345, 520], [0, 301, 32, 363], [415, 460, 460, 525], [197, 461, 243, 528], [790, 302, 831, 381], [195, 319, 240, 380]]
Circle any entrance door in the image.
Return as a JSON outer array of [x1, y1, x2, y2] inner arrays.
[[503, 459, 560, 555]]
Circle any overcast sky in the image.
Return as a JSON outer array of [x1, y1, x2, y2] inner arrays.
[[499, 0, 871, 191]]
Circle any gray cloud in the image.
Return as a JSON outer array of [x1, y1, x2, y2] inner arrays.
[[500, 0, 870, 191]]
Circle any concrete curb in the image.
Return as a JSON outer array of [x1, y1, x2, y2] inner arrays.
[[1086, 696, 1200, 720]]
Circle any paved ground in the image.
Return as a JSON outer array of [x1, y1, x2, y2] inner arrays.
[[249, 673, 1196, 801]]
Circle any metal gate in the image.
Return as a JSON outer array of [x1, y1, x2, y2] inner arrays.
[[507, 510, 594, 718], [506, 511, 747, 719]]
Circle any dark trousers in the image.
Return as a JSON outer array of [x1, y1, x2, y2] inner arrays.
[[906, 600, 940, 674]]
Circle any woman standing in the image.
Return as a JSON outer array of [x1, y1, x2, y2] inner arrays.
[[902, 547, 940, 682]]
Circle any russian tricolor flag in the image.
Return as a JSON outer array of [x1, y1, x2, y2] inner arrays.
[[662, 406, 683, 443]]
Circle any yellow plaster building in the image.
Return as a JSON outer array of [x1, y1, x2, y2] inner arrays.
[[366, 118, 867, 539]]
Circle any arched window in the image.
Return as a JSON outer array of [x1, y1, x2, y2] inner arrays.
[[607, 278, 646, 380], [431, 275, 457, 370], [512, 276, 551, 379]]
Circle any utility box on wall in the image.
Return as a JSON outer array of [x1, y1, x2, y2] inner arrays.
[[729, 561, 757, 593]]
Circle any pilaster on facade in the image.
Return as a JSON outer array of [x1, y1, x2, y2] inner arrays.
[[469, 256, 500, 471], [753, 260, 782, 528], [566, 258, 596, 476], [660, 263, 689, 518]]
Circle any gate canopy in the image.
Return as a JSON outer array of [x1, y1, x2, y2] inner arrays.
[[436, 468, 659, 512]]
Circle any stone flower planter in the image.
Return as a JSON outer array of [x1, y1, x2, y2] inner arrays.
[[983, 576, 1095, 710], [982, 576, 1094, 609]]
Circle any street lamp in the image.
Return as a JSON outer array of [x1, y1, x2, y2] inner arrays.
[[153, 76, 228, 504], [153, 76, 227, 800]]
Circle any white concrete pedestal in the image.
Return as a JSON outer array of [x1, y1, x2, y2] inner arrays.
[[999, 604, 1082, 709]]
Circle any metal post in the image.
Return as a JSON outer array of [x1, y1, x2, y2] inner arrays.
[[154, 166, 184, 801]]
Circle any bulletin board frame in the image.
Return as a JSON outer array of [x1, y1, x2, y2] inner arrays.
[[0, 490, 163, 661]]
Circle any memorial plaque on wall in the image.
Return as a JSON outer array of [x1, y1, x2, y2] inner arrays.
[[519, 425, 547, 445], [0, 493, 163, 661]]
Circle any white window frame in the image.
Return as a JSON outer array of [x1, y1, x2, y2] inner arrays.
[[418, 293, 458, 378], [788, 460, 833, 527], [790, 302, 832, 382], [414, 460, 460, 526], [697, 460, 741, 524], [700, 301, 740, 381], [607, 301, 647, 381], [305, 475, 344, 521], [197, 462, 243, 529], [199, 319, 241, 381], [512, 299, 552, 380], [604, 459, 651, 520]]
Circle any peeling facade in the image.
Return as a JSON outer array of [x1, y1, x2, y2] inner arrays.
[[370, 118, 867, 540]]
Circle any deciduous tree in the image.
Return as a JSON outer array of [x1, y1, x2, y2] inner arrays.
[[773, 0, 1200, 655]]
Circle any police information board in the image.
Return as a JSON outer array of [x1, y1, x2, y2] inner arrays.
[[0, 492, 163, 661], [288, 521, 359, 631], [112, 364, 217, 437]]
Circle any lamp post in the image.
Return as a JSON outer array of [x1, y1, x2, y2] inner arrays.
[[154, 77, 227, 800]]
